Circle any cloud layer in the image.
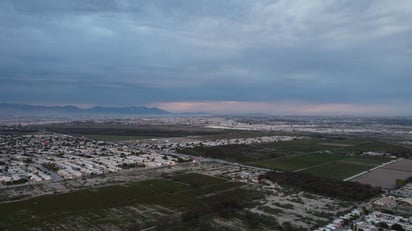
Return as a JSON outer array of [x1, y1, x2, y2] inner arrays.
[[1, 0, 411, 115], [151, 101, 401, 116]]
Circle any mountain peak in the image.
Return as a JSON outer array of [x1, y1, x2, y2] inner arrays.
[[0, 103, 170, 117]]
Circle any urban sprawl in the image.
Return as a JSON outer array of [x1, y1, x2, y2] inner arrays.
[[1, 117, 412, 230]]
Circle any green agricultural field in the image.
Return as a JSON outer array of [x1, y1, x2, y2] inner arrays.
[[249, 153, 347, 171], [178, 136, 408, 163], [84, 134, 153, 141], [300, 158, 385, 180], [37, 123, 276, 141], [177, 136, 406, 181], [172, 173, 226, 187], [0, 174, 249, 230], [173, 173, 245, 196], [0, 180, 192, 228], [250, 154, 391, 180]]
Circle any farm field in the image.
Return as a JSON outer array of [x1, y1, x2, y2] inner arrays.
[[37, 123, 276, 141], [180, 136, 404, 180], [300, 157, 388, 180], [172, 172, 226, 186], [351, 158, 412, 188], [179, 137, 408, 163], [249, 153, 347, 171], [83, 134, 154, 141], [250, 154, 391, 180], [0, 173, 250, 230]]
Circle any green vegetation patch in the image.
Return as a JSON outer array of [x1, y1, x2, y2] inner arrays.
[[42, 162, 59, 172], [84, 134, 152, 141], [0, 174, 252, 230], [172, 173, 226, 187], [0, 180, 193, 226], [251, 154, 390, 180], [323, 157, 388, 178], [38, 123, 274, 140], [179, 137, 401, 180], [182, 181, 245, 197], [261, 171, 381, 201], [178, 137, 407, 163], [301, 161, 375, 180], [249, 153, 347, 171], [177, 138, 324, 162]]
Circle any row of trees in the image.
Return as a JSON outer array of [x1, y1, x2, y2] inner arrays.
[[260, 171, 381, 201], [395, 176, 412, 188], [177, 143, 285, 162], [46, 127, 220, 138]]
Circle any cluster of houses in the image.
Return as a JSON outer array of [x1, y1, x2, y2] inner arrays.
[[354, 211, 412, 230], [146, 135, 302, 151], [315, 183, 412, 231], [204, 118, 384, 134], [391, 183, 412, 198], [373, 195, 412, 216], [223, 167, 267, 183], [1, 132, 292, 185], [314, 209, 361, 231], [372, 182, 412, 218], [361, 151, 397, 158], [0, 133, 179, 185], [0, 164, 52, 184]]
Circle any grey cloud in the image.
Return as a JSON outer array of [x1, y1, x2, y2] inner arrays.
[[0, 0, 411, 114]]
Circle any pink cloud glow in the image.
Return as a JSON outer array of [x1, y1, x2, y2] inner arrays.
[[149, 101, 396, 116]]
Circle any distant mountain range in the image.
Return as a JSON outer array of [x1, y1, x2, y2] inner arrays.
[[0, 103, 170, 116]]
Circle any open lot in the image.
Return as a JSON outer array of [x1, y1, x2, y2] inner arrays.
[[351, 159, 412, 188]]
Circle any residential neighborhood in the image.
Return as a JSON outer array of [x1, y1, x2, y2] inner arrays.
[[0, 133, 179, 186]]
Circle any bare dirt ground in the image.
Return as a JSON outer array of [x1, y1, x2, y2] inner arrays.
[[351, 159, 412, 188], [250, 183, 352, 230]]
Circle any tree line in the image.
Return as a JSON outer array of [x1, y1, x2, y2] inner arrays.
[[260, 171, 381, 201], [177, 144, 286, 162]]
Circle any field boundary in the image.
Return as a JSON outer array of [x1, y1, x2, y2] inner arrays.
[[294, 161, 333, 172], [344, 159, 398, 182]]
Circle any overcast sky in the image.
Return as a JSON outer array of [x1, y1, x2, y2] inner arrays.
[[1, 0, 411, 115]]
